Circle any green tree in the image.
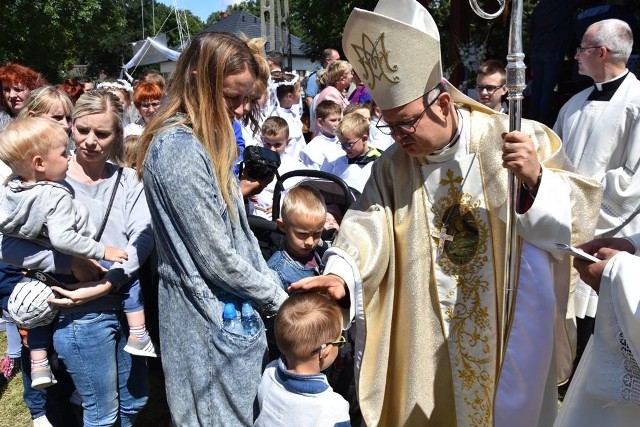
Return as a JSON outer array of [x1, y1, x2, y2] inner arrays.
[[0, 0, 113, 81], [0, 0, 204, 82], [288, 0, 377, 62]]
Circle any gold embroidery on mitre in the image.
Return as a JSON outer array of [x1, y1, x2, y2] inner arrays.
[[431, 168, 495, 426], [351, 32, 399, 90]]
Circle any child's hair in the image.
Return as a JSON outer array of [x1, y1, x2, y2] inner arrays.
[[0, 117, 68, 177], [261, 116, 289, 139], [97, 79, 133, 105], [281, 184, 327, 223], [17, 86, 73, 119], [343, 101, 373, 117], [275, 292, 342, 361], [137, 72, 166, 91], [315, 100, 342, 120], [335, 111, 370, 139], [275, 80, 301, 103], [477, 59, 506, 84], [123, 134, 140, 169]]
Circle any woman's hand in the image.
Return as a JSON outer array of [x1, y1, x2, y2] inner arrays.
[[49, 278, 114, 308], [288, 274, 347, 300], [71, 257, 108, 282]]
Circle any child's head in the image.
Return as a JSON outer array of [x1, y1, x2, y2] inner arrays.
[[315, 100, 342, 137], [275, 78, 302, 109], [261, 116, 290, 156], [123, 134, 140, 169], [0, 117, 69, 181], [97, 79, 133, 110], [335, 112, 370, 158], [277, 184, 327, 258], [275, 292, 343, 369], [17, 86, 73, 133], [343, 102, 371, 122]]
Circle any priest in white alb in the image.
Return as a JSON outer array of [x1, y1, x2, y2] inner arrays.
[[290, 0, 601, 426], [555, 236, 640, 426], [553, 18, 640, 365]]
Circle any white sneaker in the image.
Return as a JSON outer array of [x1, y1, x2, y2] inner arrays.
[[33, 415, 53, 427]]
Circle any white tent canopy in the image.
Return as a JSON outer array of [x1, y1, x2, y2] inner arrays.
[[124, 34, 180, 70]]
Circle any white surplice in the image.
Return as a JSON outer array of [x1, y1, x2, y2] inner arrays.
[[554, 71, 640, 318], [554, 71, 640, 238], [555, 248, 640, 427]]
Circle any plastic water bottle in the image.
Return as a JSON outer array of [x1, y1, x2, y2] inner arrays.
[[223, 303, 242, 334], [241, 302, 260, 336]]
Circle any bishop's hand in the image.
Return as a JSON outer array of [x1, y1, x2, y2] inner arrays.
[[288, 274, 347, 301], [501, 131, 542, 189]]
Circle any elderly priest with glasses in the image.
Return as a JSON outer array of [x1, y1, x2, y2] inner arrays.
[[289, 0, 602, 426]]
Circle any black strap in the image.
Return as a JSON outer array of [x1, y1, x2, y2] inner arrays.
[[95, 167, 123, 241]]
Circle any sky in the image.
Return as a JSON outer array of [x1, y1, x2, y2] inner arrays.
[[157, 0, 243, 22]]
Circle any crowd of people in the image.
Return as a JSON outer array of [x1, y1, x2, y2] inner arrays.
[[0, 0, 639, 426]]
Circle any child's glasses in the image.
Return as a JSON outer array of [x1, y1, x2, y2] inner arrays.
[[313, 335, 346, 354]]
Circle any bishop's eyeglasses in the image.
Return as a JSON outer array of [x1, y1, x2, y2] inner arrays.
[[376, 83, 444, 136]]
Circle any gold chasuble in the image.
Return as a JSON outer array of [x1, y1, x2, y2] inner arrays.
[[332, 103, 601, 426]]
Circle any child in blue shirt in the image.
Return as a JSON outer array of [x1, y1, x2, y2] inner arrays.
[[255, 292, 350, 427], [267, 184, 329, 290]]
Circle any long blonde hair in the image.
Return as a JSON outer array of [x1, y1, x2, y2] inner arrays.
[[136, 32, 261, 217]]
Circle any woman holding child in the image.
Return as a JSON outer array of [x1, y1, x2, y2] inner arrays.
[[136, 32, 287, 426], [0, 90, 153, 426]]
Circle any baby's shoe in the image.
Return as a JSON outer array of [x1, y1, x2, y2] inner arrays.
[[124, 334, 158, 358], [33, 415, 53, 427], [31, 365, 57, 390]]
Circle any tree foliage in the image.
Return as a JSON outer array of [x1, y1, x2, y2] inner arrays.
[[288, 0, 377, 61], [0, 0, 205, 82]]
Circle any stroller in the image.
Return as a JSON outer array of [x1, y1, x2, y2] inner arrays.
[[248, 169, 359, 262]]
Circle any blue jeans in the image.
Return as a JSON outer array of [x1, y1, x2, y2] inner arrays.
[[267, 249, 320, 291], [53, 311, 148, 427], [95, 261, 144, 313]]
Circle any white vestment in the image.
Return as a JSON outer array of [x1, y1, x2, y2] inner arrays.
[[555, 247, 640, 426], [269, 107, 306, 160], [299, 133, 343, 170], [325, 109, 576, 426], [554, 70, 640, 318], [554, 70, 640, 237], [321, 155, 375, 194]]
